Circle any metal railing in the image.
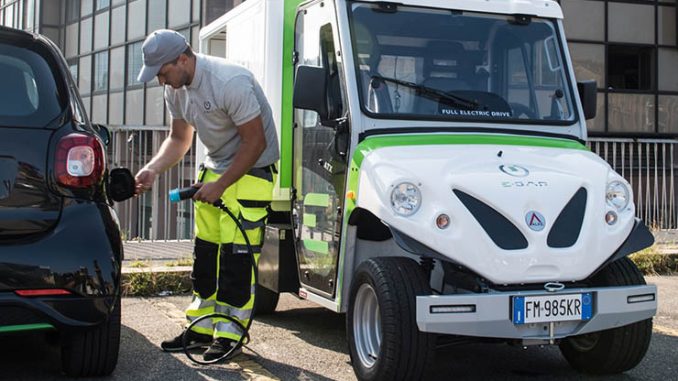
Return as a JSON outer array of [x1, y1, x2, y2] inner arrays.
[[588, 138, 677, 229], [105, 128, 678, 240], [107, 126, 196, 241]]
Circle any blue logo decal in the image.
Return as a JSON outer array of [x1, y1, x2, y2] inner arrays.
[[525, 211, 546, 231]]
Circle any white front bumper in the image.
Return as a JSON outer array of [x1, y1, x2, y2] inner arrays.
[[416, 285, 657, 338]]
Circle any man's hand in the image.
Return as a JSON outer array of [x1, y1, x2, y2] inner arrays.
[[134, 167, 158, 195], [193, 181, 227, 205]]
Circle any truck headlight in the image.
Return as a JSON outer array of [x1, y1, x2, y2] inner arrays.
[[606, 181, 630, 211], [390, 182, 421, 216]]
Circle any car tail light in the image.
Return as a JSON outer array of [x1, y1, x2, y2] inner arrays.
[[15, 289, 72, 297], [55, 133, 105, 188]]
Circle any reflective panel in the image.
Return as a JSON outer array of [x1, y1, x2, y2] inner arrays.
[[569, 43, 605, 86], [94, 51, 109, 92], [79, 54, 92, 96], [168, 0, 190, 28], [128, 0, 146, 40], [109, 91, 124, 125], [80, 17, 93, 54], [659, 6, 676, 46], [92, 94, 107, 124], [659, 49, 678, 91], [94, 11, 109, 50], [586, 93, 606, 133], [608, 3, 655, 44], [127, 42, 143, 86], [148, 0, 166, 32], [608, 93, 655, 133], [65, 23, 78, 58], [81, 0, 94, 17], [561, 0, 605, 41], [111, 5, 126, 45], [658, 96, 678, 133], [110, 47, 124, 90], [125, 88, 144, 125], [145, 86, 165, 125]]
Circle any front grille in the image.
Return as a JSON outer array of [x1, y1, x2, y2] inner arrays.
[[547, 187, 587, 248], [453, 189, 528, 250], [0, 306, 45, 326]]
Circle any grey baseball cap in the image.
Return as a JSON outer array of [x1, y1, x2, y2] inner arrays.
[[137, 29, 189, 82]]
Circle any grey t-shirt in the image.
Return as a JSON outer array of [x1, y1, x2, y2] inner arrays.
[[164, 53, 279, 173]]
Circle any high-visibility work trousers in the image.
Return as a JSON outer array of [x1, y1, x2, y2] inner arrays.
[[186, 165, 275, 341]]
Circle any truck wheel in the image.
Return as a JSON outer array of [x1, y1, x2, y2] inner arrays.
[[254, 284, 279, 316], [61, 298, 121, 377], [560, 257, 652, 374], [347, 257, 435, 381]]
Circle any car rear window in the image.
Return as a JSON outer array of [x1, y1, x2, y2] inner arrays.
[[0, 42, 64, 128]]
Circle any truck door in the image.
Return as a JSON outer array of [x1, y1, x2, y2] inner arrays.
[[292, 1, 347, 297]]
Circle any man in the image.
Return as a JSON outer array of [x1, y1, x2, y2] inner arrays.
[[134, 29, 279, 361]]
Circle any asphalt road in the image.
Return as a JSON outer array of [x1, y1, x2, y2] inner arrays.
[[1, 276, 676, 380]]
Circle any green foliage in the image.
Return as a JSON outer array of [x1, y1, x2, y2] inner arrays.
[[629, 247, 678, 275], [122, 272, 192, 297], [165, 258, 194, 267]]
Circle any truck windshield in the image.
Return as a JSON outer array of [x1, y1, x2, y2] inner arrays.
[[349, 3, 577, 124]]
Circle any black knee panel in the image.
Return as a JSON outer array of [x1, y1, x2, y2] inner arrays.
[[192, 238, 218, 299], [217, 244, 253, 307]]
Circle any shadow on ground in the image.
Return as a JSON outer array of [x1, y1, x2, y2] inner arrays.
[[0, 323, 341, 381]]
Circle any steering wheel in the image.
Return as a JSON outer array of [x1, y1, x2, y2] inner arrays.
[[509, 103, 538, 119]]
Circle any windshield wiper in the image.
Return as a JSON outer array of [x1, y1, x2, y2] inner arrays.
[[371, 75, 479, 111]]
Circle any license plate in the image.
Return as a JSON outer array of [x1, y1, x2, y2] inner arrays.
[[512, 293, 593, 324]]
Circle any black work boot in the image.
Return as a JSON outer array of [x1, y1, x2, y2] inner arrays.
[[161, 330, 212, 352], [202, 338, 242, 361]]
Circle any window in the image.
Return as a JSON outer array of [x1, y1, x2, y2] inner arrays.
[[66, 0, 80, 22], [110, 47, 124, 90], [80, 17, 93, 54], [127, 42, 143, 86], [111, 5, 126, 45], [68, 59, 78, 83], [128, 0, 146, 40], [148, 0, 167, 32], [0, 42, 64, 127], [94, 51, 109, 92], [81, 0, 94, 17], [168, 0, 190, 28], [607, 45, 654, 91], [96, 0, 110, 11], [94, 11, 109, 50]]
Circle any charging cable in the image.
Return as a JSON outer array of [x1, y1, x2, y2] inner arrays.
[[169, 186, 258, 365]]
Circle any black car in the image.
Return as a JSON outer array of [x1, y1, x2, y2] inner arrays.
[[0, 26, 133, 376]]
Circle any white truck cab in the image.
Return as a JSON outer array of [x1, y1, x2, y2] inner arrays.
[[200, 1, 657, 379]]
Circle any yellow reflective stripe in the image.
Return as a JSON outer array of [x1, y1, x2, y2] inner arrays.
[[303, 239, 329, 254], [304, 193, 329, 207], [186, 305, 215, 317], [303, 213, 317, 228]]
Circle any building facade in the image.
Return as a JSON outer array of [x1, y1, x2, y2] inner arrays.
[[1, 0, 677, 235]]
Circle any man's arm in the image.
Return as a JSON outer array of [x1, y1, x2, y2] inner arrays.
[[193, 115, 266, 204], [135, 118, 194, 195]]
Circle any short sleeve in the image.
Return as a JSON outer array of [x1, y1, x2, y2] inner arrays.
[[164, 86, 184, 120], [221, 75, 261, 126]]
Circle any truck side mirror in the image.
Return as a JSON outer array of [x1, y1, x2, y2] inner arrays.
[[577, 80, 597, 120], [293, 65, 329, 120]]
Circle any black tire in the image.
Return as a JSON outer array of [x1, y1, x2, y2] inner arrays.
[[560, 257, 652, 374], [347, 257, 435, 381], [61, 297, 121, 377], [254, 284, 280, 316]]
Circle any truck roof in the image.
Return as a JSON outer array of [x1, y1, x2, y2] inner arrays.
[[354, 0, 563, 19]]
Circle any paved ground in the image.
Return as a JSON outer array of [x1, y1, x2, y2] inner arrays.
[[1, 276, 676, 380]]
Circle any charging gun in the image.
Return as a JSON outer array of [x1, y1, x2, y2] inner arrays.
[[169, 186, 198, 203]]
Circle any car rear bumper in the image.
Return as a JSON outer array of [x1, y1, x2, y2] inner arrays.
[[0, 293, 117, 332], [416, 285, 657, 339], [0, 201, 122, 332]]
